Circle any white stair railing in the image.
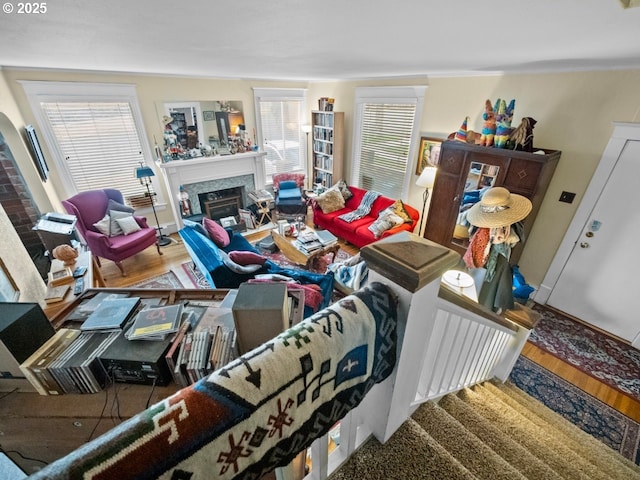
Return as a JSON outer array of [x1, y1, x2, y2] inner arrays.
[[303, 287, 530, 480]]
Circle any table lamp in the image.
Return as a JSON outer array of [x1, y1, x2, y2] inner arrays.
[[135, 163, 171, 246]]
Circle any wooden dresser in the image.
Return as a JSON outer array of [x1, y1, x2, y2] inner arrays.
[[423, 141, 561, 262]]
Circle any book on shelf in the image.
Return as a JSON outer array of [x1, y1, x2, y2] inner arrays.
[[44, 284, 71, 304], [80, 296, 141, 332], [125, 303, 184, 340]]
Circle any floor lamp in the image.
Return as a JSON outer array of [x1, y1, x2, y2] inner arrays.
[[135, 163, 172, 246], [415, 166, 437, 236], [302, 124, 312, 188]]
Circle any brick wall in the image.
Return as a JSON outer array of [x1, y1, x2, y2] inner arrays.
[[0, 131, 44, 254]]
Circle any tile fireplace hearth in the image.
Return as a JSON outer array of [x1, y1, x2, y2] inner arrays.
[[159, 151, 268, 229]]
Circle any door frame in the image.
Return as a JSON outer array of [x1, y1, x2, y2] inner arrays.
[[535, 122, 640, 304]]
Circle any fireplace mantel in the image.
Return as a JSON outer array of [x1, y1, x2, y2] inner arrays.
[[159, 151, 268, 229]]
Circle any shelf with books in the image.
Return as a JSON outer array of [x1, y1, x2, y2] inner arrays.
[[311, 111, 343, 189]]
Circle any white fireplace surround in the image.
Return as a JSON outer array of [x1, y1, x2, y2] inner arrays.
[[159, 151, 268, 229]]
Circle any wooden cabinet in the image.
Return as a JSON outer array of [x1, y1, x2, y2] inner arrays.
[[423, 141, 561, 262], [311, 111, 344, 188]]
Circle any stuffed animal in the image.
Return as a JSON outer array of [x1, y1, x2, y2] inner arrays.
[[509, 117, 537, 151], [494, 99, 515, 148], [477, 99, 497, 147]]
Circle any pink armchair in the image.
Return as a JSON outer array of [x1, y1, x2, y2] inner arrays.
[[62, 189, 161, 276]]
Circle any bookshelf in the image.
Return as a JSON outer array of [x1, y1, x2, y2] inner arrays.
[[311, 111, 344, 189]]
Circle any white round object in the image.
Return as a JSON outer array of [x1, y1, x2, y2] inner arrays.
[[443, 270, 474, 288]]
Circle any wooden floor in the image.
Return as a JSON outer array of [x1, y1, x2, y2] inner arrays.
[[97, 229, 640, 424]]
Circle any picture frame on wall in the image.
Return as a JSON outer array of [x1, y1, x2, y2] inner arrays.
[[416, 137, 442, 175], [203, 111, 215, 121], [0, 257, 19, 301]]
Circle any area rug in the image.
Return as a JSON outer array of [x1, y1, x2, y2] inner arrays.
[[529, 304, 640, 402], [128, 270, 185, 289], [509, 355, 640, 464]]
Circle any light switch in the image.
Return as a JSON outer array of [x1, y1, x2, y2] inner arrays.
[[559, 191, 576, 204]]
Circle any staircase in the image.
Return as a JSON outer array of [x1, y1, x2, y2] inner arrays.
[[328, 381, 640, 480]]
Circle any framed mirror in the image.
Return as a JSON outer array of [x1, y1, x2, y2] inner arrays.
[[163, 101, 244, 159], [451, 161, 500, 249]]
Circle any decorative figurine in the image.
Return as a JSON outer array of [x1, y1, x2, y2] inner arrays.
[[52, 244, 78, 266]]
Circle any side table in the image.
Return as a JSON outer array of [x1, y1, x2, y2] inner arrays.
[[44, 250, 102, 319]]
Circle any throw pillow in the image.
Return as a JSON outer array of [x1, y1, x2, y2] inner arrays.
[[115, 215, 141, 235], [93, 214, 111, 236], [389, 199, 413, 223], [368, 208, 405, 238], [107, 199, 135, 215], [279, 180, 298, 190], [203, 217, 231, 248], [109, 209, 134, 237], [335, 179, 353, 201], [183, 218, 210, 238], [315, 187, 345, 214], [219, 251, 262, 274], [229, 251, 267, 266]]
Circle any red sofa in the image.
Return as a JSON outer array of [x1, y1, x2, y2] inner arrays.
[[312, 185, 419, 248]]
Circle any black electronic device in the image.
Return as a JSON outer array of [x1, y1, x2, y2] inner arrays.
[[73, 277, 85, 295], [73, 266, 87, 278], [0, 303, 55, 378], [99, 331, 173, 386]]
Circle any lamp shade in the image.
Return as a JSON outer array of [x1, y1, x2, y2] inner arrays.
[[416, 166, 437, 188], [135, 165, 155, 179], [301, 124, 312, 133]]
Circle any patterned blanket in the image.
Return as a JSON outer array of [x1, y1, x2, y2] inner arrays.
[[31, 282, 397, 480], [338, 191, 381, 222]]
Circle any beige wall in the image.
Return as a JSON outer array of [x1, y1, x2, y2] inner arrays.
[[2, 68, 640, 288], [0, 203, 46, 304]]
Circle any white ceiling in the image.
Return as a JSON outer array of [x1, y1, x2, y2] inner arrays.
[[1, 0, 640, 80]]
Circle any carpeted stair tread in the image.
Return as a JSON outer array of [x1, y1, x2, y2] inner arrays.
[[411, 401, 527, 480], [483, 381, 640, 479], [458, 386, 598, 480], [497, 380, 640, 474], [437, 393, 564, 480], [327, 418, 477, 480]]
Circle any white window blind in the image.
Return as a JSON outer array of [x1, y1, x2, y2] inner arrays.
[[253, 88, 307, 184], [41, 101, 147, 200], [351, 86, 426, 199], [20, 81, 160, 206], [357, 103, 416, 198]]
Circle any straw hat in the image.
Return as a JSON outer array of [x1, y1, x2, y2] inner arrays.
[[466, 187, 532, 228]]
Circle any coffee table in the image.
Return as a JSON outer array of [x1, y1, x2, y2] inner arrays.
[[270, 228, 340, 269]]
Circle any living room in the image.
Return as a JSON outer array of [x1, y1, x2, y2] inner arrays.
[[1, 2, 640, 478]]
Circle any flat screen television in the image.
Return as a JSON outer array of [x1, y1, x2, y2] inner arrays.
[[25, 124, 49, 182]]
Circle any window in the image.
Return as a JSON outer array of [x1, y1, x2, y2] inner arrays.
[[253, 88, 307, 184], [350, 86, 426, 198], [21, 82, 161, 204]]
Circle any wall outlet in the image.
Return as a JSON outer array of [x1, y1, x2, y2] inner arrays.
[[559, 191, 576, 203]]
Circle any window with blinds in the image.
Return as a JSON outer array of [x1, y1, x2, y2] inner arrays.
[[20, 81, 159, 206], [351, 86, 426, 199], [253, 88, 307, 184]]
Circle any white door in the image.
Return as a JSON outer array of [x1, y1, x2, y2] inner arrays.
[[547, 139, 640, 345]]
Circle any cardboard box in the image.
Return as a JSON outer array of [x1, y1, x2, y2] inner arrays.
[[232, 283, 289, 355]]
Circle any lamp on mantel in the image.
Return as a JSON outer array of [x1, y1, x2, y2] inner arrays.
[[415, 166, 437, 236], [135, 163, 172, 246]]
